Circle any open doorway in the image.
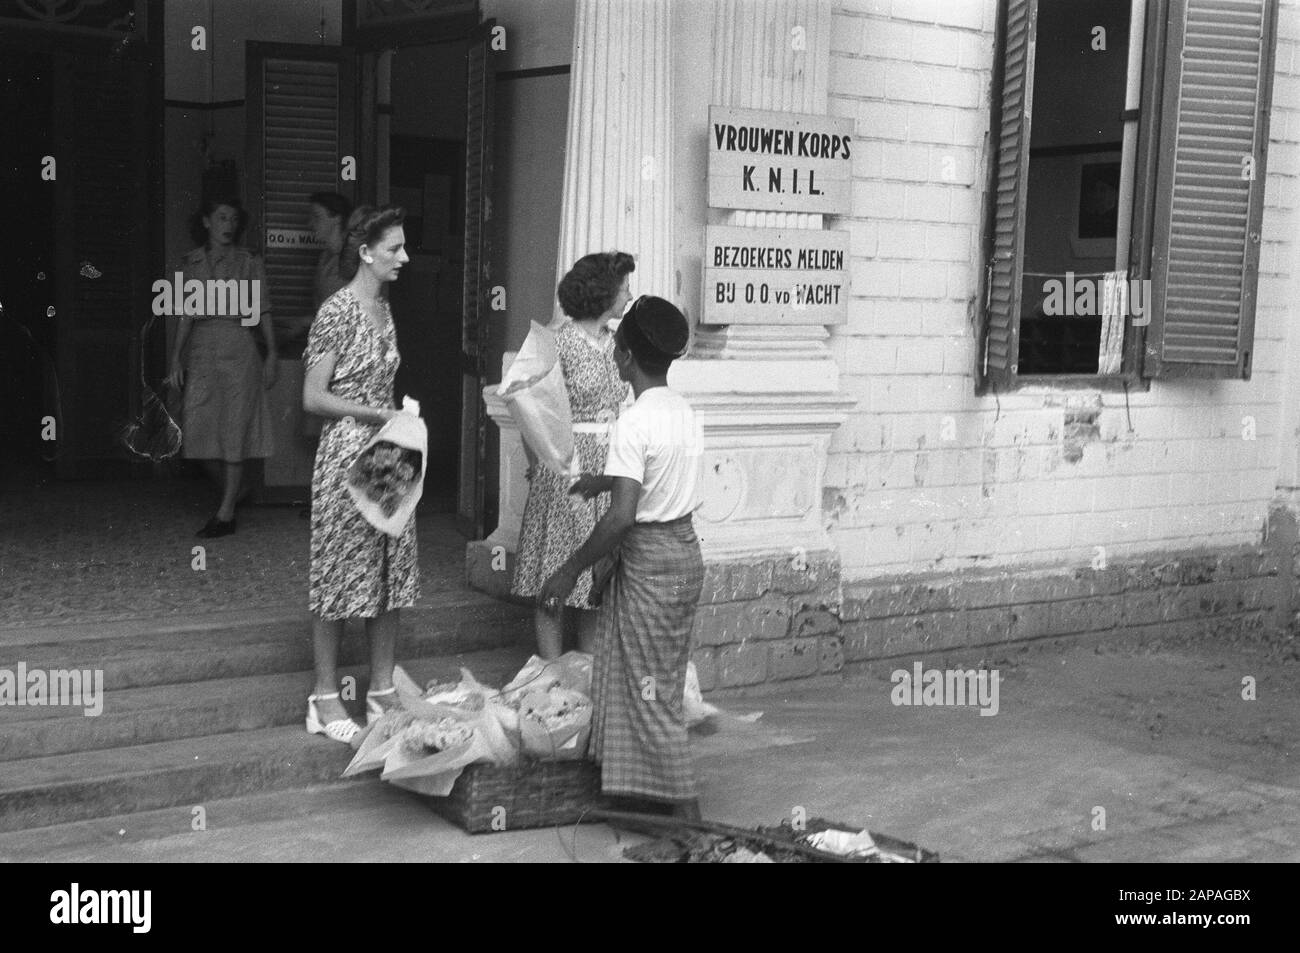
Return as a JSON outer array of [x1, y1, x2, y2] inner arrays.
[[385, 40, 470, 513], [0, 51, 56, 486], [0, 44, 155, 486], [356, 10, 496, 538]]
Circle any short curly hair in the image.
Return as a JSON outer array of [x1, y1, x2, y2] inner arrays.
[[556, 251, 635, 320], [189, 195, 248, 248]]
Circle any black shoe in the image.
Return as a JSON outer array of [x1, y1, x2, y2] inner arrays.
[[196, 517, 236, 538]]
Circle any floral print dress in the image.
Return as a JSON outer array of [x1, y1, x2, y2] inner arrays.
[[512, 321, 629, 608], [304, 287, 420, 620]]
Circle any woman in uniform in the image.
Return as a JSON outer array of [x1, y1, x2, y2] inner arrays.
[[165, 196, 276, 538]]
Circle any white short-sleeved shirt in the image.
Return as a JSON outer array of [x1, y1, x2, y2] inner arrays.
[[603, 387, 703, 523]]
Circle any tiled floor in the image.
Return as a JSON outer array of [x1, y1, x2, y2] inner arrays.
[[0, 471, 470, 630]]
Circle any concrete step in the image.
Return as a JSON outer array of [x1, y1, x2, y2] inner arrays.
[[0, 646, 536, 833], [0, 724, 359, 833], [0, 646, 534, 762], [0, 595, 533, 691]]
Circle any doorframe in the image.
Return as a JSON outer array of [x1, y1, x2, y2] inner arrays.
[[352, 4, 496, 540], [458, 18, 498, 541], [353, 11, 480, 50]]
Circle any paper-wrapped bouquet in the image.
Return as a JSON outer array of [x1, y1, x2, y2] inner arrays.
[[495, 322, 580, 483], [343, 654, 598, 795], [346, 396, 427, 536]]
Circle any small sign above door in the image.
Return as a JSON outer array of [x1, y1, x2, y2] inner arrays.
[[265, 228, 321, 249]]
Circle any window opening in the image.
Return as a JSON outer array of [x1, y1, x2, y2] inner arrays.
[[1018, 0, 1137, 376]]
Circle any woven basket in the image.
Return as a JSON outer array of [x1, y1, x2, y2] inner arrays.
[[424, 757, 605, 834]]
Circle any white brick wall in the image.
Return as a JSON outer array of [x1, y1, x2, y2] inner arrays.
[[826, 0, 1300, 581]]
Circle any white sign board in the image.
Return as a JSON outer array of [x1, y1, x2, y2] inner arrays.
[[707, 106, 853, 214], [702, 225, 849, 325], [265, 228, 321, 249]]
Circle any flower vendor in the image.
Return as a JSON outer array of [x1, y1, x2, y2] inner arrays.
[[539, 295, 704, 821]]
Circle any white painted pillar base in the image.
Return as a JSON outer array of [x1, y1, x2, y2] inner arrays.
[[470, 354, 856, 590], [670, 358, 856, 559], [468, 354, 526, 597]]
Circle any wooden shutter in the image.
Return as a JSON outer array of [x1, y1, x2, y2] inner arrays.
[[1145, 0, 1277, 379], [458, 20, 497, 539], [981, 0, 1038, 390], [248, 46, 356, 319]]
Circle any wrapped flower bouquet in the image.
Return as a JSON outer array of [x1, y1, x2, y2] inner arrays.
[[345, 397, 427, 536], [516, 686, 592, 761], [342, 656, 599, 795], [343, 667, 518, 797], [350, 442, 422, 517], [495, 321, 581, 483]]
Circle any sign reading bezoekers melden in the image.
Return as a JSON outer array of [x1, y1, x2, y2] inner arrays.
[[704, 225, 849, 325]]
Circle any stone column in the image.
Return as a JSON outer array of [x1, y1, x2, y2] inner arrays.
[[467, 352, 528, 596], [670, 0, 855, 559], [667, 0, 855, 691], [468, 0, 677, 595], [692, 0, 835, 361], [551, 0, 675, 319], [471, 2, 856, 694]]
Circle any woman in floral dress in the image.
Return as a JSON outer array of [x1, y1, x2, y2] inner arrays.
[[301, 205, 418, 744], [512, 252, 635, 659]]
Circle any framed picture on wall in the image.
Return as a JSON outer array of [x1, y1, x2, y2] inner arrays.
[[1069, 153, 1121, 259]]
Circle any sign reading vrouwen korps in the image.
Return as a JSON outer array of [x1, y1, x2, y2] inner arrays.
[[708, 106, 853, 214], [702, 225, 849, 325]]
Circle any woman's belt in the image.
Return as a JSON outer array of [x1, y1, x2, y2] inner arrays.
[[571, 421, 611, 434]]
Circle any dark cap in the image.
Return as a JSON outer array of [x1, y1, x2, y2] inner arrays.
[[619, 295, 690, 364]]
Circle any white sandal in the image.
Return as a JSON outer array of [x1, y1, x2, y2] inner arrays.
[[306, 692, 360, 744], [366, 687, 399, 726]]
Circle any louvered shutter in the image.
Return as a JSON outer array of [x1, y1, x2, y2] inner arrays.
[[1145, 0, 1277, 379], [458, 20, 497, 538], [248, 48, 356, 319], [982, 0, 1038, 390]]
